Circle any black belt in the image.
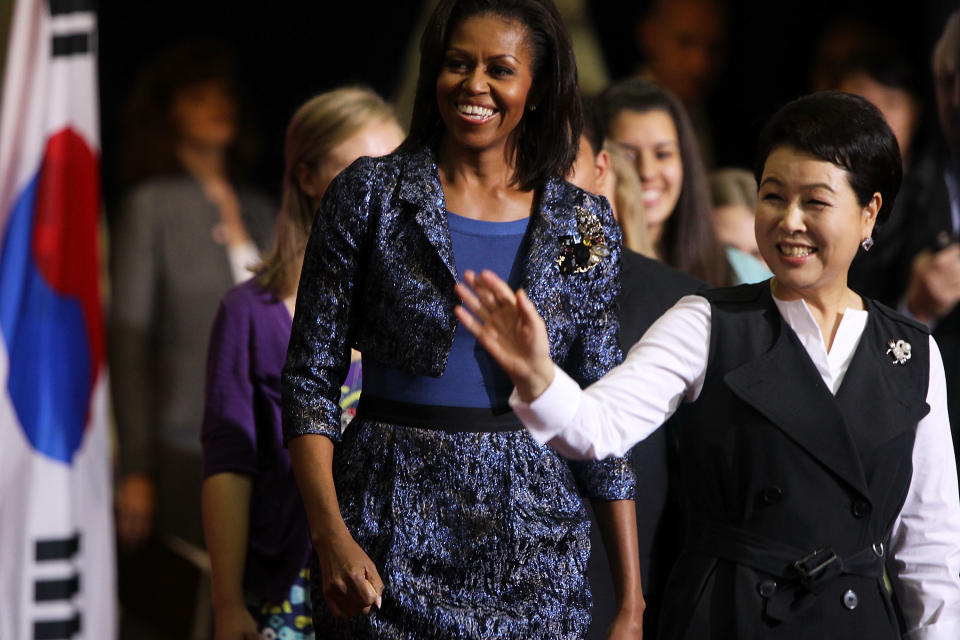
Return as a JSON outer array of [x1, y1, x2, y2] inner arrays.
[[355, 394, 524, 433], [688, 519, 886, 622]]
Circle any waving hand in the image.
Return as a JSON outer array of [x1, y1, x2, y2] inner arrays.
[[455, 269, 555, 402]]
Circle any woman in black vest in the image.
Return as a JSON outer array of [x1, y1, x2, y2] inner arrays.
[[457, 92, 960, 638]]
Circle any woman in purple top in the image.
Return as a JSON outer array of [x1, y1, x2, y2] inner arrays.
[[200, 88, 403, 640]]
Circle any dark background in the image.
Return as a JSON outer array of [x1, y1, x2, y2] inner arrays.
[[98, 0, 958, 212]]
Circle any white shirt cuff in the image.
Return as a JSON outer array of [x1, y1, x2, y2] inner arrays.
[[227, 240, 260, 284], [510, 365, 600, 459], [904, 620, 960, 640]]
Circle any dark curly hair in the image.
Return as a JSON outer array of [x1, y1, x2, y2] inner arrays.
[[401, 0, 582, 191]]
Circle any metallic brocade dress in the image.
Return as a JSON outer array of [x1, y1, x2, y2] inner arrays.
[[282, 148, 635, 639]]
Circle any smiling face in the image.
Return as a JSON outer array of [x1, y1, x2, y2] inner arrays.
[[435, 13, 535, 156], [607, 109, 683, 238], [756, 146, 879, 300]]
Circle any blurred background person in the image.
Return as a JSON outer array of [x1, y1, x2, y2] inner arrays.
[[201, 87, 402, 640], [836, 47, 922, 162], [709, 167, 766, 267], [108, 41, 275, 639], [568, 96, 654, 258], [902, 11, 960, 476], [569, 96, 704, 639], [831, 36, 926, 306], [606, 144, 656, 258], [598, 78, 770, 287], [634, 0, 728, 167], [809, 18, 883, 94]]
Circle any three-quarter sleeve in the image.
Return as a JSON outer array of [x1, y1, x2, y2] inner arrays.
[[109, 186, 161, 476], [560, 197, 634, 501], [888, 336, 960, 639], [282, 161, 374, 444], [200, 294, 258, 478]]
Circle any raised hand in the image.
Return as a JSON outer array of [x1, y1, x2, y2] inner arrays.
[[455, 269, 555, 402]]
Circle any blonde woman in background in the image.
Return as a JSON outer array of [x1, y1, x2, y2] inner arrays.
[[200, 88, 403, 640], [709, 167, 767, 269]]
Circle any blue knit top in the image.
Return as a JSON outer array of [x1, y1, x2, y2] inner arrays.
[[362, 211, 529, 408]]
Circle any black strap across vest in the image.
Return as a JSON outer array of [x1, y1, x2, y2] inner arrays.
[[688, 519, 886, 622]]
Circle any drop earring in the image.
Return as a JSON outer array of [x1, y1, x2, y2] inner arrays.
[[861, 237, 874, 252]]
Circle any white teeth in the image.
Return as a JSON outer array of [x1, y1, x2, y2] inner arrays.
[[642, 189, 661, 204], [780, 245, 814, 257], [458, 104, 495, 118]]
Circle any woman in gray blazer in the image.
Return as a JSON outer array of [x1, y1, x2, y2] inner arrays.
[[109, 42, 274, 553]]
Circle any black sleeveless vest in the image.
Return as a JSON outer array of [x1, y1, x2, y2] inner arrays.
[[657, 283, 930, 640]]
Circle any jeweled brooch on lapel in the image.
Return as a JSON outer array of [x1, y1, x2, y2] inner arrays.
[[886, 339, 912, 365], [556, 206, 609, 275]]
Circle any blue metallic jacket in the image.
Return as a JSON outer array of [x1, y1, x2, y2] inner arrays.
[[283, 146, 633, 500]]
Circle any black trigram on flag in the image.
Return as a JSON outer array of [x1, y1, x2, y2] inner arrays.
[[49, 0, 96, 57], [33, 534, 82, 640]]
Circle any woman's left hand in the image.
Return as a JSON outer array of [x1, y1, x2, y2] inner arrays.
[[606, 606, 644, 639], [213, 602, 259, 640]]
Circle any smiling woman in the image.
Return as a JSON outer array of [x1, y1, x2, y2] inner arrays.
[[282, 1, 643, 639], [456, 91, 960, 639], [597, 79, 734, 286], [404, 0, 582, 191], [753, 92, 899, 347], [434, 14, 534, 158], [756, 146, 880, 331]]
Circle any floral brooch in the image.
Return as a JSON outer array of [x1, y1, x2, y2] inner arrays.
[[886, 339, 911, 365], [556, 206, 609, 275]]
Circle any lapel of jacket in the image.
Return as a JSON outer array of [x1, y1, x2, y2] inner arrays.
[[722, 296, 872, 501], [522, 178, 578, 320], [835, 302, 930, 446], [397, 146, 458, 279]]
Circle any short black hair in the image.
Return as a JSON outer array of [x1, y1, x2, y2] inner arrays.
[[581, 96, 604, 156], [401, 0, 582, 191], [754, 91, 902, 225]]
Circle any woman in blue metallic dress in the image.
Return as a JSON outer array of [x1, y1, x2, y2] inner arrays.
[[282, 1, 643, 637]]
